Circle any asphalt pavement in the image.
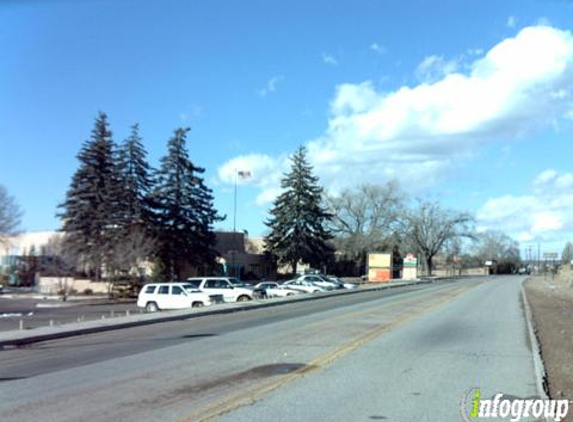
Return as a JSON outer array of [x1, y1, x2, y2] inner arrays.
[[214, 275, 539, 422], [0, 297, 139, 331], [0, 276, 539, 422]]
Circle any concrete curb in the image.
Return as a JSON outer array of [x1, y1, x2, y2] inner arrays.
[[0, 279, 434, 348], [521, 282, 553, 422]]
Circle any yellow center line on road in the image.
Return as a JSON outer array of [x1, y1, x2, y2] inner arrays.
[[301, 282, 471, 331], [171, 282, 476, 422]]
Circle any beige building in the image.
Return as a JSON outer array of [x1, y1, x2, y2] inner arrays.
[[213, 232, 275, 280], [1, 230, 275, 284]]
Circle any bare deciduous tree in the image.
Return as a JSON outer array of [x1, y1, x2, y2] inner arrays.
[[474, 230, 520, 265], [0, 185, 22, 246], [325, 181, 405, 261], [400, 200, 475, 276], [108, 227, 157, 281], [562, 242, 573, 265]]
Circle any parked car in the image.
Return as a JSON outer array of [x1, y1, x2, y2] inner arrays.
[[137, 283, 212, 312], [187, 277, 254, 302], [253, 282, 300, 298], [294, 274, 340, 290], [283, 279, 327, 294], [325, 276, 359, 289], [180, 283, 224, 303]]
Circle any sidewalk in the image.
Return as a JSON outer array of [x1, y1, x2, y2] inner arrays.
[[0, 279, 432, 348]]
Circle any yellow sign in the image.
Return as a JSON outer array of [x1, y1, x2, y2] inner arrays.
[[368, 253, 391, 268]]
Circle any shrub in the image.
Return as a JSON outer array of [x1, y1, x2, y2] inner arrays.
[[83, 288, 93, 296]]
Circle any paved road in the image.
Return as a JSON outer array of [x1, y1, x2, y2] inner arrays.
[[0, 297, 138, 332], [0, 276, 538, 422]]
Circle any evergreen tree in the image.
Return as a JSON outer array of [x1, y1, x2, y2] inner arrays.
[[116, 123, 153, 230], [265, 146, 333, 273], [151, 128, 222, 280], [57, 112, 121, 280]]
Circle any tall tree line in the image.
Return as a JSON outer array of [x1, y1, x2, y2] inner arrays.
[[58, 112, 222, 281], [263, 147, 483, 277]]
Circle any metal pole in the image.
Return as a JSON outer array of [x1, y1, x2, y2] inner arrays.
[[233, 168, 237, 235], [232, 169, 237, 277], [537, 243, 540, 274]]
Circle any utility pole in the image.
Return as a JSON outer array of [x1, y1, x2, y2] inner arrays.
[[537, 243, 541, 275]]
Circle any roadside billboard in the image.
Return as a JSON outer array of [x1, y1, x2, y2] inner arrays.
[[403, 253, 418, 280], [368, 253, 391, 269], [367, 253, 392, 282]]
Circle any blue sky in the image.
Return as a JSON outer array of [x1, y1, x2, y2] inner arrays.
[[1, 0, 573, 256]]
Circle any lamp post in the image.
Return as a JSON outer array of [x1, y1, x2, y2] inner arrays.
[[231, 169, 251, 279], [232, 169, 237, 277]]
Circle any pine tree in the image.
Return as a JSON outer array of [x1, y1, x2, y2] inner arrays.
[[106, 123, 157, 277], [265, 146, 333, 273], [116, 123, 153, 230], [57, 112, 121, 280], [151, 128, 223, 280]]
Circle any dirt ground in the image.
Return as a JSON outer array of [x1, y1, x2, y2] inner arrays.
[[524, 269, 573, 421]]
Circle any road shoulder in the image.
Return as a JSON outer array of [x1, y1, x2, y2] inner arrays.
[[524, 275, 573, 421]]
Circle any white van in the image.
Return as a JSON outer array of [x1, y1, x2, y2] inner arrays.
[[137, 283, 212, 312]]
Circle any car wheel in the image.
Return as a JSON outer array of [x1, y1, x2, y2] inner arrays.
[[237, 295, 251, 302], [286, 292, 294, 296], [146, 302, 159, 312], [192, 301, 204, 308]]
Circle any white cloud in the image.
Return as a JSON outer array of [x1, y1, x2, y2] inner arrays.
[[415, 55, 459, 82], [507, 15, 518, 29], [217, 154, 287, 205], [220, 25, 573, 208], [322, 53, 338, 66], [478, 169, 573, 243], [370, 43, 386, 54], [532, 212, 563, 233], [258, 75, 284, 97], [534, 169, 558, 186]]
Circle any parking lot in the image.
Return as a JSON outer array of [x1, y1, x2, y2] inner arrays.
[[0, 297, 140, 332]]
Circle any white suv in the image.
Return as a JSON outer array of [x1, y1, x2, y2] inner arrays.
[[137, 283, 212, 312], [187, 277, 254, 303]]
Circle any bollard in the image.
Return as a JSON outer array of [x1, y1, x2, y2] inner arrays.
[[50, 319, 54, 327], [101, 315, 105, 320], [126, 310, 130, 317], [111, 310, 115, 318], [77, 317, 81, 322], [19, 319, 24, 330]]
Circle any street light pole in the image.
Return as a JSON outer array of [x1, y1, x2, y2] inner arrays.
[[232, 168, 237, 277]]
